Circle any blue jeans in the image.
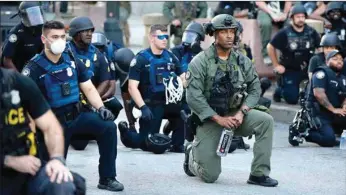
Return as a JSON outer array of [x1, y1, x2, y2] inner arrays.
[[274, 70, 307, 104], [64, 112, 118, 179], [1, 164, 75, 195]]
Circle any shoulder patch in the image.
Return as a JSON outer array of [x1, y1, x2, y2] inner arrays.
[[9, 34, 17, 43], [110, 62, 115, 70], [22, 68, 30, 76], [316, 71, 325, 79], [130, 59, 136, 67]]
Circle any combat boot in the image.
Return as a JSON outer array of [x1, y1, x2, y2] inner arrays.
[[247, 175, 278, 187], [183, 143, 195, 177], [98, 178, 124, 191]]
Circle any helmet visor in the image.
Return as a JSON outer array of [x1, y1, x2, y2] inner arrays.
[[22, 6, 44, 27], [92, 33, 108, 46], [182, 31, 198, 44]]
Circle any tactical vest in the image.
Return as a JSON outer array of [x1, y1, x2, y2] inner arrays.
[[204, 48, 247, 115], [140, 49, 177, 94], [32, 53, 80, 108], [306, 66, 346, 112], [281, 25, 316, 71], [69, 43, 99, 78], [0, 69, 37, 157]]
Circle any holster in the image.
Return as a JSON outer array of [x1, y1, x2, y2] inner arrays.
[[55, 103, 82, 124]]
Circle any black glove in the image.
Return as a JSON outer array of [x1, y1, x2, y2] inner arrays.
[[98, 106, 115, 121], [140, 105, 154, 121]]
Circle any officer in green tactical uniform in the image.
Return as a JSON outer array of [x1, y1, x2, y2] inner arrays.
[[183, 14, 278, 187], [163, 1, 208, 46]]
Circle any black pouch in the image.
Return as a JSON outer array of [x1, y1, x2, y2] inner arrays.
[[61, 82, 71, 96]]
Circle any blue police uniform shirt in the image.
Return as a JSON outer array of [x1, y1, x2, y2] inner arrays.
[[21, 51, 90, 113], [312, 68, 346, 119], [2, 23, 43, 71], [68, 41, 111, 87], [309, 53, 346, 75], [128, 48, 183, 100], [102, 45, 117, 81]]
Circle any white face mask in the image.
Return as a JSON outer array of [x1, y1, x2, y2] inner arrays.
[[45, 37, 66, 55]]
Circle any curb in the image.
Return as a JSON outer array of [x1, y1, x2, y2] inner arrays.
[[269, 103, 298, 124]]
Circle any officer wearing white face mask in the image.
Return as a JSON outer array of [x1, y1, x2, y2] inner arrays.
[[21, 20, 124, 192]]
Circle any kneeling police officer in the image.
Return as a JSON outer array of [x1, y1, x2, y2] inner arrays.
[[308, 33, 344, 79], [1, 67, 82, 195], [183, 14, 278, 187], [21, 20, 124, 192], [267, 4, 320, 104], [120, 24, 186, 153], [292, 50, 346, 147]]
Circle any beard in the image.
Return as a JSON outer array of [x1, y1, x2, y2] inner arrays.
[[330, 64, 343, 72]]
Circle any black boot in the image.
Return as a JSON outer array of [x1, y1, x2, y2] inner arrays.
[[247, 175, 278, 187], [183, 144, 195, 177], [98, 178, 124, 191]]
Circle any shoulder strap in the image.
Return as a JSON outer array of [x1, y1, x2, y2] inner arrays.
[[139, 49, 154, 62]]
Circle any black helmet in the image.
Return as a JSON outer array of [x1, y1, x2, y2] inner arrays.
[[17, 1, 44, 27], [91, 31, 108, 47], [289, 4, 307, 18], [320, 33, 341, 47], [145, 133, 171, 154], [69, 16, 95, 37], [114, 48, 135, 74], [326, 2, 343, 15], [185, 22, 205, 41]]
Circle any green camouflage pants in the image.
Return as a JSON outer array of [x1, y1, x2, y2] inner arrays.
[[188, 109, 274, 183], [257, 10, 273, 57]]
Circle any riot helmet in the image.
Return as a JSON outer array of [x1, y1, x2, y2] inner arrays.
[[69, 16, 95, 37], [326, 2, 343, 21], [182, 22, 205, 54], [114, 48, 135, 74], [289, 4, 307, 18], [91, 31, 108, 47], [320, 33, 341, 48], [17, 1, 44, 27], [145, 133, 172, 154]]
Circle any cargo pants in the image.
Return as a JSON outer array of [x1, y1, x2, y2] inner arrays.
[[188, 109, 274, 183]]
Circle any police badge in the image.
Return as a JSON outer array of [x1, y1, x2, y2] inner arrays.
[[290, 42, 298, 50], [316, 71, 325, 79], [66, 67, 73, 77]]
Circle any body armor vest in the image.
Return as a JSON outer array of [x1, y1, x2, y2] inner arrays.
[[32, 53, 80, 108], [140, 49, 177, 94], [281, 24, 316, 71]]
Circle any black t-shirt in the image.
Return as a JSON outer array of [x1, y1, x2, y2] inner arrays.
[[1, 23, 43, 72], [1, 68, 50, 173], [308, 53, 325, 73]]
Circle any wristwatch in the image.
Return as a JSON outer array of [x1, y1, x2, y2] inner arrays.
[[51, 156, 66, 165], [241, 108, 249, 116]]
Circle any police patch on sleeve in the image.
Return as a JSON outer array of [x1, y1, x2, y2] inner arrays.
[[130, 59, 136, 67], [9, 34, 17, 43], [22, 68, 30, 76], [316, 71, 325, 79]]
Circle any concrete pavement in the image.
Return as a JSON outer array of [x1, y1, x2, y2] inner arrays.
[[67, 99, 346, 195]]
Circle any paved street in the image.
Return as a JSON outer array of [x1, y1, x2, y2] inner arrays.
[[65, 88, 346, 195]]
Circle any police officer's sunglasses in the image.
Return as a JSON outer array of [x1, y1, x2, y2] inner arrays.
[[153, 34, 169, 40]]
